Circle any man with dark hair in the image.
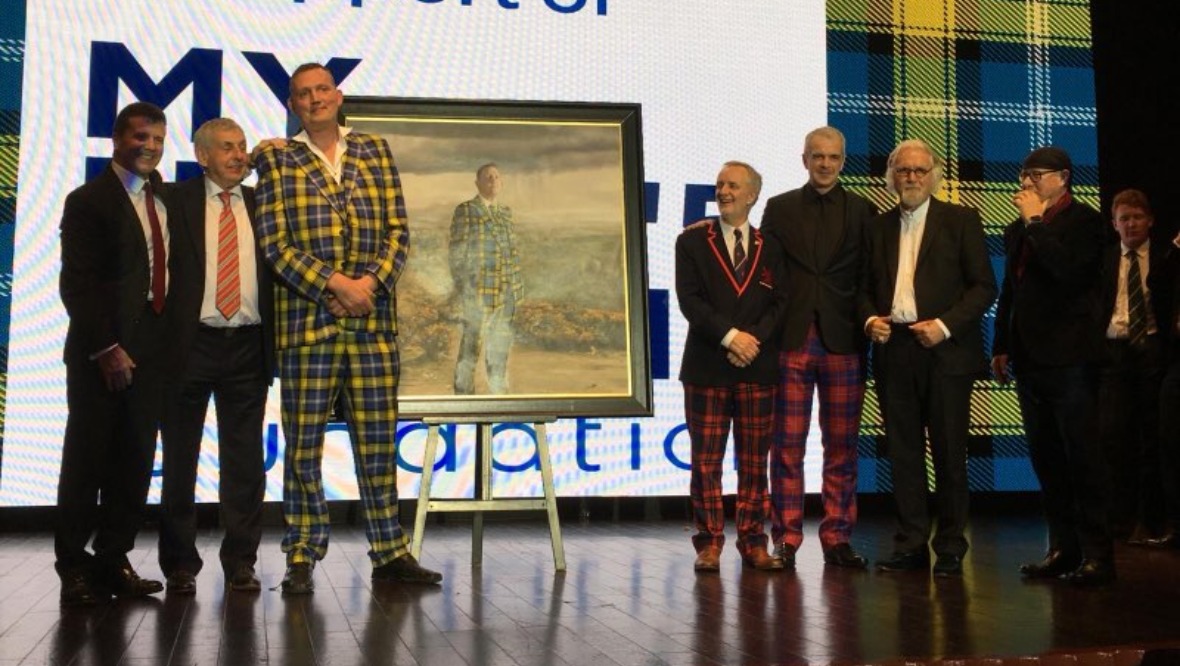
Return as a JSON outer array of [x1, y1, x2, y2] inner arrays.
[[760, 126, 876, 570], [255, 62, 441, 594], [860, 139, 995, 576], [55, 101, 171, 605], [993, 146, 1114, 584], [449, 162, 524, 394], [677, 161, 788, 572], [157, 117, 274, 595]]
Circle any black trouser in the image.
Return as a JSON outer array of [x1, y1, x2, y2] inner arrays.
[[158, 324, 268, 577]]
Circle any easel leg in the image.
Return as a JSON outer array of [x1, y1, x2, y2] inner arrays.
[[536, 423, 566, 571], [411, 424, 439, 560]]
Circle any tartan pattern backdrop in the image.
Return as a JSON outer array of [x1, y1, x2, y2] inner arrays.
[[0, 6, 23, 465], [828, 0, 1099, 493]]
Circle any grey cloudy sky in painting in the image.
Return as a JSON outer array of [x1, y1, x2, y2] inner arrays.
[[351, 117, 625, 231]]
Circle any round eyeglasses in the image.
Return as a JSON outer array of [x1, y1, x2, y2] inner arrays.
[[1019, 169, 1061, 183], [894, 167, 931, 179]]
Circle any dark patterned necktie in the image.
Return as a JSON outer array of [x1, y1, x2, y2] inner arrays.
[[1127, 249, 1147, 345], [144, 180, 166, 313], [733, 229, 747, 282]]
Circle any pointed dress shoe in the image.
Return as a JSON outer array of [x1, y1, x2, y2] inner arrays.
[[1019, 549, 1081, 578], [1061, 559, 1116, 586], [372, 554, 443, 584], [932, 554, 963, 577], [823, 543, 868, 569], [59, 569, 110, 607], [281, 562, 315, 594], [875, 550, 930, 572], [742, 549, 784, 571], [104, 562, 164, 597], [773, 542, 798, 570], [166, 571, 197, 595], [694, 546, 722, 572]]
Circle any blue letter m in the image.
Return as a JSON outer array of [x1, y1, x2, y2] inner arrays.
[[88, 42, 221, 139]]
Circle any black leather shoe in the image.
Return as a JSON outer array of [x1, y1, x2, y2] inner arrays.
[[1127, 525, 1153, 546], [59, 569, 110, 607], [1145, 530, 1177, 548], [933, 554, 963, 577], [773, 542, 797, 570], [104, 563, 164, 597], [372, 554, 442, 584], [1060, 559, 1116, 586], [166, 571, 196, 595], [228, 566, 261, 592], [876, 550, 929, 572], [282, 563, 314, 594], [1019, 550, 1081, 578], [824, 543, 868, 569]]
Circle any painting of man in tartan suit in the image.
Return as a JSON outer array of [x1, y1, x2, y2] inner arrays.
[[448, 163, 524, 394]]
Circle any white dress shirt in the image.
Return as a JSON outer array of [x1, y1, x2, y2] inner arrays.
[[200, 177, 262, 327]]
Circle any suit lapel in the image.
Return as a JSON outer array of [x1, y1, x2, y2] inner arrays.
[[292, 141, 347, 215], [184, 180, 207, 284], [915, 199, 941, 270], [884, 209, 901, 292], [706, 220, 760, 295]]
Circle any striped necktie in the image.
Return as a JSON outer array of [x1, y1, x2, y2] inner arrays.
[[215, 191, 241, 319], [733, 228, 747, 282]]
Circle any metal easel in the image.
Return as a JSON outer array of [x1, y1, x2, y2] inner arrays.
[[410, 416, 566, 571]]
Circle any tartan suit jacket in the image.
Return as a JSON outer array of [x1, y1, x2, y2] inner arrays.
[[448, 196, 524, 309], [255, 132, 410, 350]]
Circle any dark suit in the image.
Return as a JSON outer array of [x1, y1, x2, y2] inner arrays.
[[993, 196, 1112, 562], [1155, 244, 1180, 536], [859, 198, 996, 557], [55, 164, 172, 576], [1098, 241, 1170, 536], [760, 183, 876, 550], [676, 219, 787, 557], [158, 175, 275, 579]]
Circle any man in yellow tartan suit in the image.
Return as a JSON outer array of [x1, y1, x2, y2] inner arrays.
[[255, 63, 442, 593], [448, 163, 524, 394]]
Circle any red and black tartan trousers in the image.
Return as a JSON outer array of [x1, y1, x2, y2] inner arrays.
[[684, 381, 775, 557]]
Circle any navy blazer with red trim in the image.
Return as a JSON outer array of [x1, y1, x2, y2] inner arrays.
[[675, 218, 788, 386]]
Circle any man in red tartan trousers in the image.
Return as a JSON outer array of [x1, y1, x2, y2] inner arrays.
[[676, 161, 789, 571]]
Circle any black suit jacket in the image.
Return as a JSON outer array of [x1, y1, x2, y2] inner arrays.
[[676, 219, 788, 386], [167, 175, 276, 381], [993, 198, 1108, 367], [60, 165, 169, 365], [1099, 240, 1172, 350], [761, 184, 877, 354], [858, 198, 997, 376]]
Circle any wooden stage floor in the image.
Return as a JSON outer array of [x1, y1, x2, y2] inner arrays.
[[1, 506, 1178, 665]]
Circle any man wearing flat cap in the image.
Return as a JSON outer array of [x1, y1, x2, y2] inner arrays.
[[992, 145, 1115, 585]]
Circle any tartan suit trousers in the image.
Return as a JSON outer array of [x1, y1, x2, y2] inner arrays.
[[279, 330, 411, 567]]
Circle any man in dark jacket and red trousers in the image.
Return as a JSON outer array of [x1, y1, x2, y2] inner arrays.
[[993, 146, 1115, 584], [676, 161, 788, 572]]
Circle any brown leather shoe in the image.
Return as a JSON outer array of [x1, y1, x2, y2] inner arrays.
[[742, 549, 784, 571], [694, 546, 721, 572]]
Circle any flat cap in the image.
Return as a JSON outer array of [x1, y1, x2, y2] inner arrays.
[[1022, 146, 1072, 172]]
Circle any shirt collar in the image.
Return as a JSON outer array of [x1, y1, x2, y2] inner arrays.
[[900, 197, 931, 224], [203, 176, 243, 200], [292, 124, 353, 149], [1122, 239, 1150, 256], [111, 160, 150, 195]]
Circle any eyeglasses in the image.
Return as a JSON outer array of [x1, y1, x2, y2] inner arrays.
[[1019, 169, 1061, 183], [894, 167, 932, 179]]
